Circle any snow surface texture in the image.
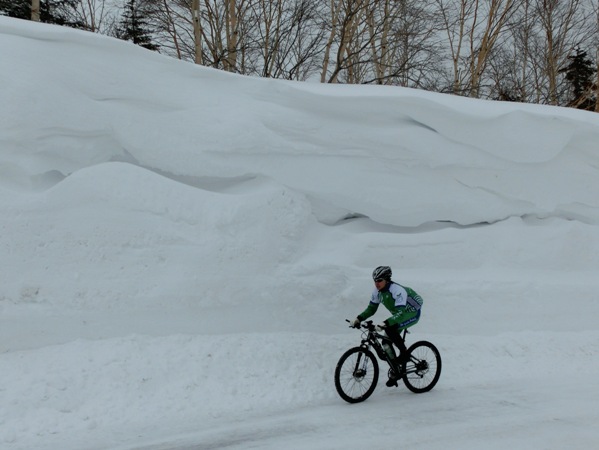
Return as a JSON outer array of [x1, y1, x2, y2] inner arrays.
[[1, 16, 599, 450]]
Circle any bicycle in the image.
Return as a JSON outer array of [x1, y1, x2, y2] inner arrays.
[[334, 319, 442, 403]]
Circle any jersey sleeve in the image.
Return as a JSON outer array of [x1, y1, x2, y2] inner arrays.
[[357, 290, 381, 321]]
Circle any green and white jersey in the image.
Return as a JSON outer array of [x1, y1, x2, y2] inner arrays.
[[358, 282, 423, 327]]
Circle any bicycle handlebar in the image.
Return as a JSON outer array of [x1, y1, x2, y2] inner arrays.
[[345, 319, 375, 330], [345, 319, 410, 339]]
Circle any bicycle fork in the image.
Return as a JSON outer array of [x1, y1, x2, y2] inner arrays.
[[353, 349, 370, 379]]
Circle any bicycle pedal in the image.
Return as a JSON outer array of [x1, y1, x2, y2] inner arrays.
[[386, 378, 398, 387]]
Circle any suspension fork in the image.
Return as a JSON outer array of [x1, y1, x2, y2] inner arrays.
[[352, 343, 371, 376]]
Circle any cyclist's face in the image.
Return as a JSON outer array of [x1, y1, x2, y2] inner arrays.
[[374, 278, 387, 291]]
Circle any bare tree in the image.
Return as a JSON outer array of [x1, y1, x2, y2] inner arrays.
[[499, 0, 552, 104], [142, 0, 247, 70], [467, 0, 517, 97], [381, 0, 442, 88], [31, 0, 40, 21], [321, 0, 342, 82], [435, 0, 475, 94], [321, 0, 393, 84], [277, 0, 327, 80], [191, 0, 202, 63], [165, 0, 184, 59], [513, 0, 534, 102], [199, 0, 252, 72], [435, 0, 517, 97], [223, 0, 238, 71], [84, 0, 596, 112], [69, 0, 115, 32], [534, 0, 592, 105], [243, 0, 324, 80], [141, 0, 188, 59], [254, 0, 279, 76]]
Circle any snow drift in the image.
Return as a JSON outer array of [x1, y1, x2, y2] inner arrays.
[[1, 16, 599, 450]]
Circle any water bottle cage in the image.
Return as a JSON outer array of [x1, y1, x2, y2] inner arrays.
[[372, 342, 387, 360], [382, 342, 396, 360]]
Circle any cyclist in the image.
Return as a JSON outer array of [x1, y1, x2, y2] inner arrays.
[[351, 266, 424, 387]]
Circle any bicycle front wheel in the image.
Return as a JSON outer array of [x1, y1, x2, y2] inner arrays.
[[334, 346, 379, 403], [402, 341, 442, 393]]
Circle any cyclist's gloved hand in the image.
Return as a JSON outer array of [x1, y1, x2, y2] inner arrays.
[[351, 318, 361, 328], [376, 322, 387, 332]]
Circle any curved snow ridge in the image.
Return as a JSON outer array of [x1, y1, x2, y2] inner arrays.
[[37, 162, 312, 229], [320, 207, 599, 232], [258, 81, 599, 164], [428, 108, 599, 165], [0, 127, 138, 192], [0, 162, 318, 309]]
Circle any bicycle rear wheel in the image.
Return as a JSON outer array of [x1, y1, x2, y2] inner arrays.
[[334, 346, 379, 403], [402, 341, 441, 393]]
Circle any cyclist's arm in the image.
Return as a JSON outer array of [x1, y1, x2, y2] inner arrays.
[[384, 307, 407, 326], [357, 302, 379, 321], [357, 290, 380, 321]]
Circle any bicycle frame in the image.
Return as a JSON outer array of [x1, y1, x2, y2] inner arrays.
[[357, 321, 406, 374]]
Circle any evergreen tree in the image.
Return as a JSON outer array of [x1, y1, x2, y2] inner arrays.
[[116, 0, 159, 52], [0, 0, 29, 19], [0, 0, 78, 28], [0, 0, 84, 28], [561, 47, 597, 111]]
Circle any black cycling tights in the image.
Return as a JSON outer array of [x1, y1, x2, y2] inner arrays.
[[385, 324, 408, 359]]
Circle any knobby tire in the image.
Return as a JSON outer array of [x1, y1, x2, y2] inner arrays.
[[402, 340, 442, 393], [334, 347, 379, 403]]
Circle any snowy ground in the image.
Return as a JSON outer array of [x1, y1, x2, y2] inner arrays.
[[1, 16, 599, 450]]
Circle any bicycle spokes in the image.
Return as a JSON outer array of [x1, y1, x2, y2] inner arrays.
[[402, 341, 442, 393], [335, 347, 379, 403]]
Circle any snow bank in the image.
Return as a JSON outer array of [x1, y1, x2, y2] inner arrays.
[[2, 15, 599, 450]]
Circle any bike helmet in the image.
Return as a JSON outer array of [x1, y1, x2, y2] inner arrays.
[[372, 266, 392, 281]]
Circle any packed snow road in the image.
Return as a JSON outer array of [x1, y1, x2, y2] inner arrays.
[[128, 331, 599, 450]]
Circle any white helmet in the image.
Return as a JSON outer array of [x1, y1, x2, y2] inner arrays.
[[372, 266, 392, 281]]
